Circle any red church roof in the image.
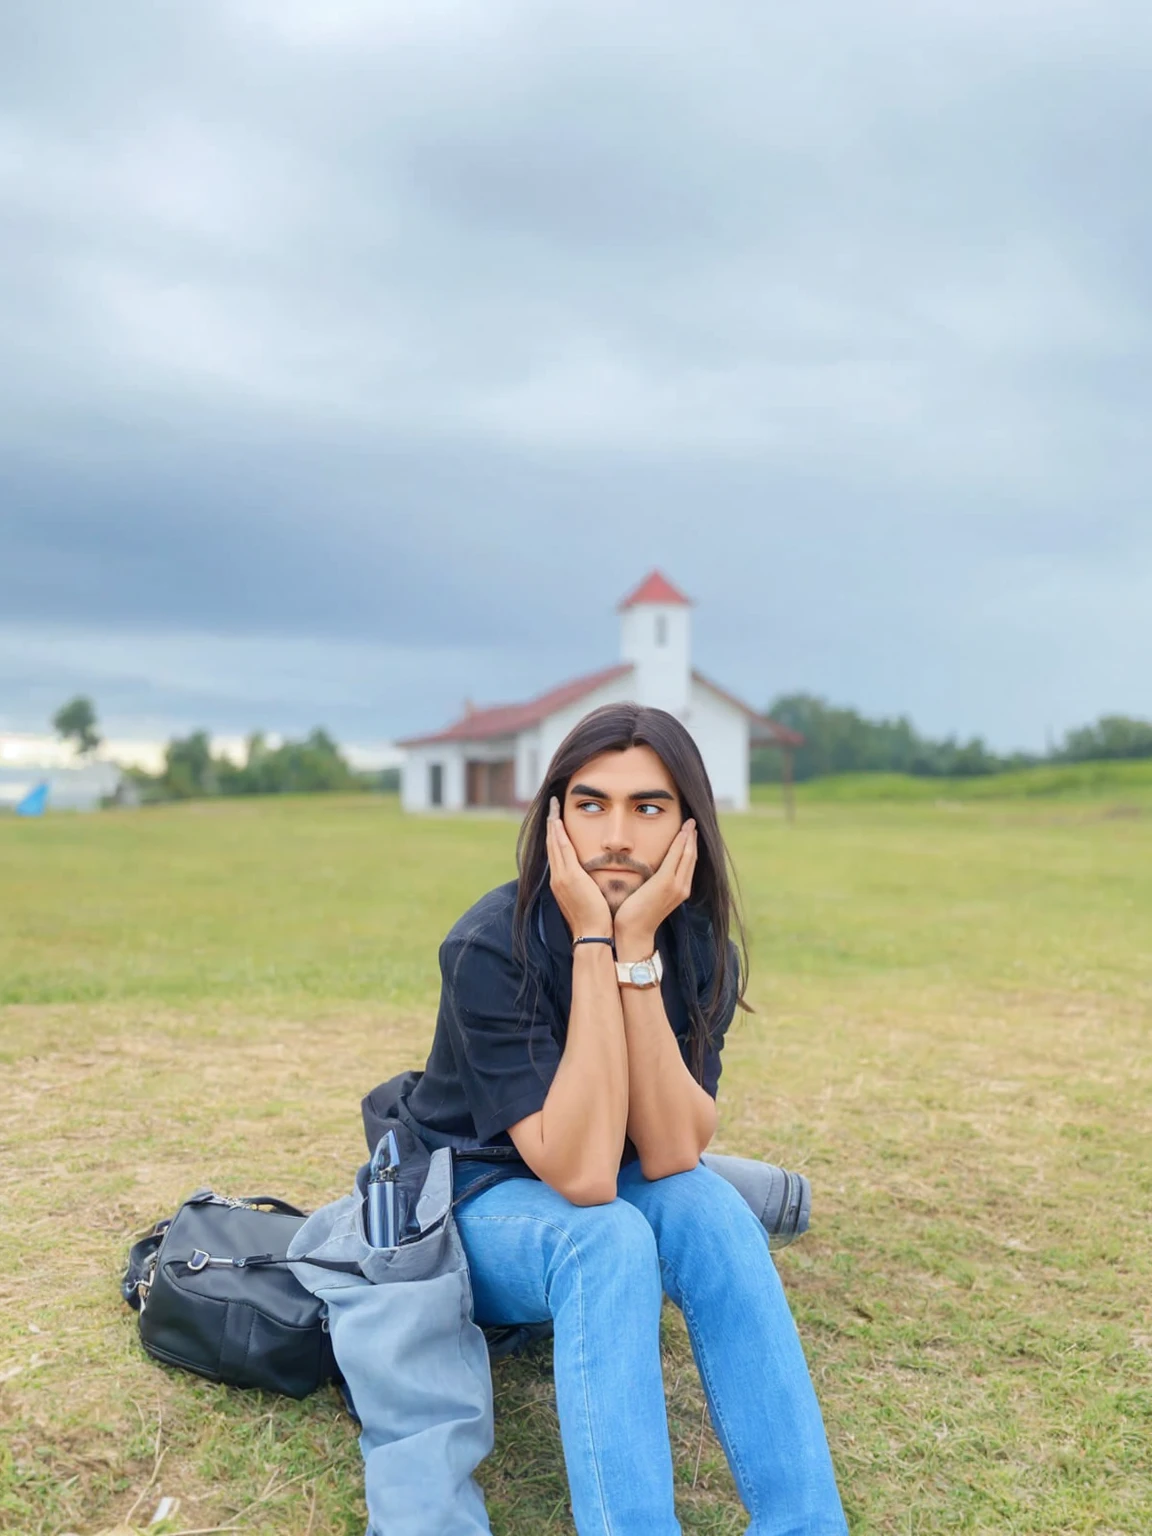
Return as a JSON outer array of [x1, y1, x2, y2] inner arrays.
[[396, 663, 635, 748], [617, 570, 693, 610]]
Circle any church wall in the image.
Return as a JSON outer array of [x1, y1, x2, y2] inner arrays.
[[532, 675, 640, 791], [684, 682, 750, 811], [514, 727, 542, 803], [399, 746, 428, 811], [400, 742, 466, 811]]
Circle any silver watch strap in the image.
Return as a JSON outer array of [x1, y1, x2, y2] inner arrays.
[[615, 950, 663, 987]]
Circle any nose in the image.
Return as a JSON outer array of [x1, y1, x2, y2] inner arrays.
[[601, 807, 633, 854]]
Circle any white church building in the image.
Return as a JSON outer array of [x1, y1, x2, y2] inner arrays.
[[398, 572, 799, 814]]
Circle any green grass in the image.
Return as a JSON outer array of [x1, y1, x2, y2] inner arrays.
[[1, 791, 1150, 1534], [755, 756, 1152, 804]]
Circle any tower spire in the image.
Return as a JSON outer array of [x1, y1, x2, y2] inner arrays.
[[617, 570, 693, 611]]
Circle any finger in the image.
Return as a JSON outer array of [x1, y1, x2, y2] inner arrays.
[[674, 820, 698, 889], [681, 834, 698, 893], [547, 798, 571, 845], [545, 806, 562, 866], [546, 804, 574, 866], [652, 830, 685, 883], [669, 818, 694, 868], [552, 814, 578, 860]]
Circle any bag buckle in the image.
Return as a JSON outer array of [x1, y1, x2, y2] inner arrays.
[[136, 1250, 159, 1311], [187, 1249, 249, 1270]]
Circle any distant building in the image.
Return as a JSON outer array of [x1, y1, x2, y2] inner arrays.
[[0, 761, 127, 812], [0, 733, 131, 812], [397, 570, 800, 813]]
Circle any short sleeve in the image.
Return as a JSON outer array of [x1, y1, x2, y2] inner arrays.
[[699, 939, 740, 1100], [439, 931, 562, 1144]]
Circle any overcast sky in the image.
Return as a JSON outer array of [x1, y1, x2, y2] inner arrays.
[[2, 0, 1149, 753]]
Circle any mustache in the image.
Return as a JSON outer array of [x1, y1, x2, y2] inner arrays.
[[583, 854, 654, 879]]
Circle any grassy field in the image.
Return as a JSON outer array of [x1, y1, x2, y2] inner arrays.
[[764, 757, 1152, 805], [1, 785, 1149, 1535]]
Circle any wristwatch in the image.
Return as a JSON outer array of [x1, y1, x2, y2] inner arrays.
[[616, 950, 663, 989]]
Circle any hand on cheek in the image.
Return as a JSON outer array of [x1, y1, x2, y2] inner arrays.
[[613, 819, 697, 946]]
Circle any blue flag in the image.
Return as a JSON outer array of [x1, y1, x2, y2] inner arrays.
[[16, 782, 49, 817]]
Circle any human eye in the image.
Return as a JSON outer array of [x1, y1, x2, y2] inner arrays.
[[636, 803, 663, 817], [575, 800, 604, 814]]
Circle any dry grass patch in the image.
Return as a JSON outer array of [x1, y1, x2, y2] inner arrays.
[[0, 1002, 745, 1535]]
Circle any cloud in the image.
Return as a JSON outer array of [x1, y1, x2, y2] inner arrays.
[[1, 0, 1150, 750]]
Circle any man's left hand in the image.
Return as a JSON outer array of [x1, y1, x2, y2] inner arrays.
[[612, 819, 697, 956]]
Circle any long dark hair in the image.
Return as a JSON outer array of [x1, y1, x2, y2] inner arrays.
[[513, 701, 750, 1081]]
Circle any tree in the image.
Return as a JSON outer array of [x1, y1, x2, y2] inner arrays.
[[53, 696, 101, 757], [750, 693, 1033, 782], [1057, 715, 1152, 762], [163, 731, 218, 798]]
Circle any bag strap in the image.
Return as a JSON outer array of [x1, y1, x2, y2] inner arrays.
[[185, 1249, 364, 1275], [210, 1171, 506, 1271], [184, 1190, 308, 1217], [449, 1167, 511, 1211], [239, 1196, 308, 1216], [253, 1252, 364, 1274]]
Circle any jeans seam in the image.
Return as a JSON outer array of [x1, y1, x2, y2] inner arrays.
[[463, 1211, 613, 1534], [658, 1250, 760, 1524]]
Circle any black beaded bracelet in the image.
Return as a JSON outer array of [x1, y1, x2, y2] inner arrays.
[[572, 935, 616, 954]]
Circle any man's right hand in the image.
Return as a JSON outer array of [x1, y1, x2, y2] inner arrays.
[[546, 794, 613, 937]]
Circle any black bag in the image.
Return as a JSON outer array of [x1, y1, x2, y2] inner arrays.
[[121, 1188, 346, 1399]]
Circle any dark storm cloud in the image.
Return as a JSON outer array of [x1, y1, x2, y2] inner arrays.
[[2, 0, 1150, 746]]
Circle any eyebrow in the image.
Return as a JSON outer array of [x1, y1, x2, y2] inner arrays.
[[568, 783, 677, 803]]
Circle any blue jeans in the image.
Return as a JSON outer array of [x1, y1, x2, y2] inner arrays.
[[454, 1158, 848, 1536]]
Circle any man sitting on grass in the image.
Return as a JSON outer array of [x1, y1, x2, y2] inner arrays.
[[401, 701, 848, 1535]]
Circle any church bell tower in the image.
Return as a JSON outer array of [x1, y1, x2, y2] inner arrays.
[[617, 570, 693, 717]]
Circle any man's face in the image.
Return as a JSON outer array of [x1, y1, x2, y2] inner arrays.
[[561, 744, 684, 915]]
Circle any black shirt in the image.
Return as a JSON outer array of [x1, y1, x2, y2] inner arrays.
[[403, 879, 738, 1173]]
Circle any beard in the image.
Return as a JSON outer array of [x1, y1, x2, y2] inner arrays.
[[601, 877, 635, 914], [586, 861, 652, 914]]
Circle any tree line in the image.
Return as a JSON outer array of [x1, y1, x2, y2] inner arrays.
[[51, 698, 398, 799], [751, 694, 1152, 783], [146, 728, 400, 799], [50, 692, 1152, 796]]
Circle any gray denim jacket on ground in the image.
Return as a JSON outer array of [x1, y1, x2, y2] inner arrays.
[[289, 1146, 495, 1536]]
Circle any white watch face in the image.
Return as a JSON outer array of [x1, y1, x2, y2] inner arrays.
[[630, 962, 656, 986]]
